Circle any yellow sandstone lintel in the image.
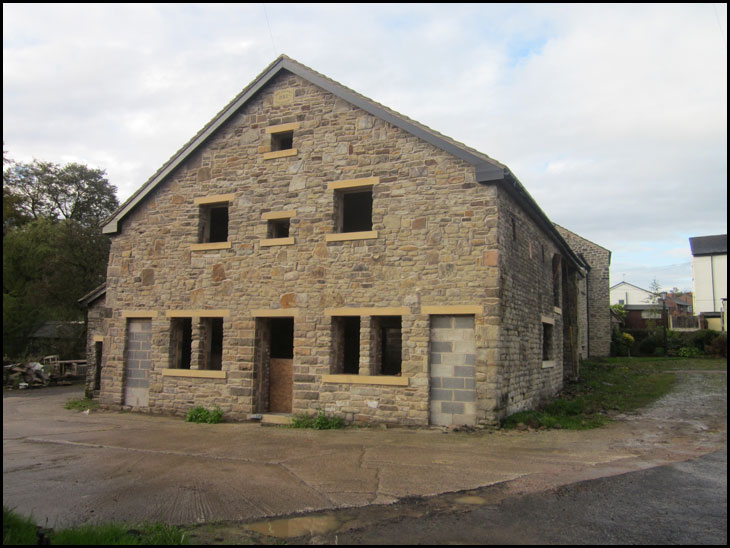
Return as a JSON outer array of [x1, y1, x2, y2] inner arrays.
[[265, 122, 301, 134], [327, 177, 379, 191], [166, 310, 230, 318], [250, 308, 300, 318], [262, 210, 297, 220], [193, 194, 236, 205], [324, 307, 410, 317], [121, 310, 158, 319], [421, 305, 483, 315]]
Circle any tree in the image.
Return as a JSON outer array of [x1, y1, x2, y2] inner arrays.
[[3, 156, 119, 358], [4, 159, 118, 227]]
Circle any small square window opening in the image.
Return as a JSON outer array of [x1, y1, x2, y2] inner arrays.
[[268, 218, 290, 239], [339, 189, 373, 233], [200, 205, 229, 243], [271, 131, 294, 152]]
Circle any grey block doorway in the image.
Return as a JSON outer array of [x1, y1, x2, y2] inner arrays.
[[123, 318, 152, 407], [429, 315, 476, 427]]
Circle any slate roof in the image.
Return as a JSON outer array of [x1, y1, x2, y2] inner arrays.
[[102, 55, 584, 270], [689, 234, 727, 256], [78, 283, 107, 308]]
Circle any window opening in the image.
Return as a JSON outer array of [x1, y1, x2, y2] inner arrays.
[[268, 218, 290, 239], [375, 316, 402, 375], [269, 317, 294, 359], [542, 322, 554, 361], [204, 317, 224, 370], [200, 205, 229, 243], [333, 316, 361, 374], [170, 318, 192, 369], [271, 131, 294, 152], [340, 189, 373, 233]]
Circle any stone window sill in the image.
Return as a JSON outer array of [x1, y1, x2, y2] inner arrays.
[[260, 237, 295, 247], [541, 360, 556, 369], [322, 374, 409, 386], [325, 230, 378, 242], [262, 149, 298, 160], [162, 369, 227, 379], [191, 241, 232, 251]]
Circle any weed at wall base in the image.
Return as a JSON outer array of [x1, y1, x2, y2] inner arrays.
[[185, 405, 224, 424], [290, 409, 345, 430]]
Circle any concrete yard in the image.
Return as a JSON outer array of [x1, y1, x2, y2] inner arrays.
[[3, 370, 726, 533]]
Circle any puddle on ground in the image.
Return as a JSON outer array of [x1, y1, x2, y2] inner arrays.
[[245, 515, 340, 538], [453, 495, 487, 505]]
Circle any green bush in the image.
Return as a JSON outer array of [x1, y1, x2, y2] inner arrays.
[[638, 332, 662, 356], [690, 329, 720, 352], [678, 346, 704, 358], [185, 405, 224, 424], [611, 328, 634, 356], [707, 332, 726, 358], [290, 409, 345, 430]]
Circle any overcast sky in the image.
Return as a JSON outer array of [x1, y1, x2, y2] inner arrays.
[[3, 3, 727, 292]]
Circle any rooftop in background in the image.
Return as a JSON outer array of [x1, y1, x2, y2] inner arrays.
[[689, 235, 727, 257]]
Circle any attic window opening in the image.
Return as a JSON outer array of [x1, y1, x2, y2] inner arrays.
[[271, 130, 294, 152], [200, 205, 229, 243], [268, 218, 290, 239], [339, 189, 373, 233]]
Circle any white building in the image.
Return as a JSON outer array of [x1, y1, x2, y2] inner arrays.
[[610, 281, 655, 306], [689, 235, 727, 331]]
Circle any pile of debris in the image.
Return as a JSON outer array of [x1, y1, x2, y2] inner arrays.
[[4, 362, 53, 388], [3, 355, 86, 389]]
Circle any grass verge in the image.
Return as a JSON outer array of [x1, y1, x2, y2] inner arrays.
[[64, 397, 100, 412], [502, 357, 726, 430], [3, 506, 188, 545]]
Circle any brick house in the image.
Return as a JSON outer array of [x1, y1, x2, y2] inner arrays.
[[89, 55, 610, 427]]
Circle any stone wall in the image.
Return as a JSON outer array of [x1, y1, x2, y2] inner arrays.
[[555, 226, 612, 357], [84, 294, 110, 398], [491, 187, 565, 420]]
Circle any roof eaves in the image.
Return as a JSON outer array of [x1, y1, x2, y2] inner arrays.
[[78, 282, 107, 308]]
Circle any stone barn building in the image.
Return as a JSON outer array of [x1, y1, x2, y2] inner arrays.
[[88, 56, 610, 427]]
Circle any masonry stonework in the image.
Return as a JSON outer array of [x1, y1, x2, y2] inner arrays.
[[94, 56, 609, 427]]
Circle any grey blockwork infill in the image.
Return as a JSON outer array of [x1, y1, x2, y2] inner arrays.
[[124, 319, 152, 407], [429, 315, 477, 426]]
